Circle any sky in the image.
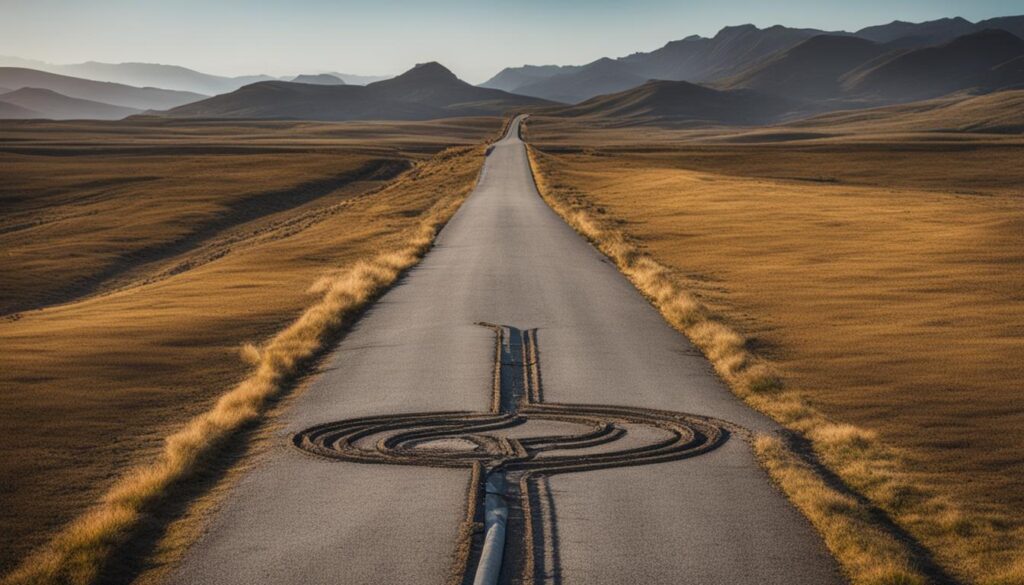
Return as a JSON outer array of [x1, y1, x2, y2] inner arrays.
[[2, 0, 1023, 83]]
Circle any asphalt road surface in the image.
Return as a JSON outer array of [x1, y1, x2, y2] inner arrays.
[[171, 116, 844, 585]]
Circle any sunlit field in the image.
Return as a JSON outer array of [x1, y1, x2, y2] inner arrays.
[[0, 117, 497, 574], [525, 116, 1024, 582]]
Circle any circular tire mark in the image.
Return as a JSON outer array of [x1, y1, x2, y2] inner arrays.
[[292, 324, 730, 585], [293, 404, 725, 474]]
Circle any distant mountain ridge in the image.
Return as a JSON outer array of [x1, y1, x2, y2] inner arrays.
[[482, 23, 833, 103], [854, 15, 1024, 44], [2, 13, 1023, 123], [0, 56, 392, 93], [717, 28, 1024, 104], [478, 65, 570, 92], [841, 29, 1024, 101], [508, 58, 647, 104], [718, 35, 888, 100], [0, 67, 204, 110], [162, 62, 553, 121], [538, 19, 1024, 128], [483, 15, 1024, 105], [0, 87, 140, 119]]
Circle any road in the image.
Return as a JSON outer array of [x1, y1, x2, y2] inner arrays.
[[171, 116, 843, 585]]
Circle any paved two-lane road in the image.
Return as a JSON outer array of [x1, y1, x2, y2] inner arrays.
[[171, 116, 843, 584]]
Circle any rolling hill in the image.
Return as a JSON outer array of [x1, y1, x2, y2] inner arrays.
[[788, 89, 1024, 133], [41, 61, 272, 95], [163, 62, 552, 120], [363, 62, 551, 112], [0, 87, 140, 119], [721, 35, 887, 99], [0, 99, 39, 119], [549, 79, 800, 126], [160, 81, 437, 120], [0, 67, 204, 110], [502, 58, 646, 104], [843, 29, 1024, 101]]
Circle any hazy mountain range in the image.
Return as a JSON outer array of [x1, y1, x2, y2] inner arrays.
[[0, 55, 390, 93], [1, 14, 1023, 126], [290, 73, 346, 85], [0, 87, 140, 120], [0, 67, 203, 111]]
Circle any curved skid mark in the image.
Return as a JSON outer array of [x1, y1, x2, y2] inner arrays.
[[291, 323, 732, 584]]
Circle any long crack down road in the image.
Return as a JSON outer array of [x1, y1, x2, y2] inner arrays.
[[171, 116, 845, 585]]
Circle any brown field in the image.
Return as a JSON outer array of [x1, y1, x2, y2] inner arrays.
[[0, 117, 497, 575], [525, 117, 1024, 583]]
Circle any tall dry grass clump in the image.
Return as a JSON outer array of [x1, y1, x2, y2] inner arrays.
[[3, 145, 485, 585], [755, 436, 924, 585], [524, 144, 955, 585]]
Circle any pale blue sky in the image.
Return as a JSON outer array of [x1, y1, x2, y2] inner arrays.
[[2, 0, 1023, 83]]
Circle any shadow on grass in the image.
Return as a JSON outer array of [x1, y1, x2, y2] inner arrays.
[[93, 294, 385, 585], [780, 430, 963, 585]]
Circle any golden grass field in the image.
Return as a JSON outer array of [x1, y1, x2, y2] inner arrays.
[[0, 117, 497, 578], [525, 116, 1024, 583]]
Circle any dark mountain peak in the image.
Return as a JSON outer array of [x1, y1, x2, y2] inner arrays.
[[661, 35, 707, 50], [947, 27, 1024, 48], [584, 57, 625, 71], [876, 16, 968, 27], [398, 61, 460, 83], [715, 24, 759, 38], [855, 16, 980, 44]]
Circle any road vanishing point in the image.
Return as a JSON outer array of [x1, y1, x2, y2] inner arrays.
[[171, 116, 844, 585]]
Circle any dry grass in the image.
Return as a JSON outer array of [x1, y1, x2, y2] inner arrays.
[[0, 150, 395, 314], [524, 118, 1024, 584], [755, 435, 924, 585], [4, 168, 471, 584], [527, 144, 928, 584], [0, 118, 497, 579]]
